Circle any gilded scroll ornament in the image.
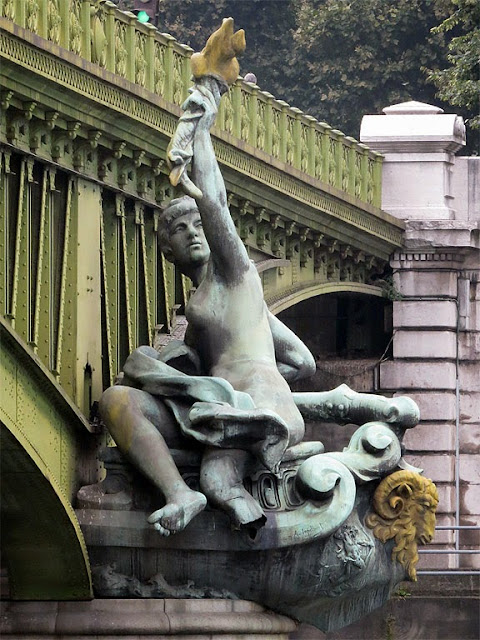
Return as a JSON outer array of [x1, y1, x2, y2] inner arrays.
[[366, 470, 439, 580]]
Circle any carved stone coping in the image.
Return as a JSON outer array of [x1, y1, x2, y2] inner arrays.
[[0, 599, 297, 638]]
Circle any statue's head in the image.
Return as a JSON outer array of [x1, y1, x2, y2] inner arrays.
[[158, 196, 210, 270]]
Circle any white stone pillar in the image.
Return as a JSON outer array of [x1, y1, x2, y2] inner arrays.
[[360, 102, 480, 570], [360, 100, 466, 219]]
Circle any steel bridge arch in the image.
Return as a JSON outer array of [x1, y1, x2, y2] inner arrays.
[[267, 281, 385, 315]]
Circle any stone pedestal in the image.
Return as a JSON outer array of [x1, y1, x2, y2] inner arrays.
[[0, 599, 297, 639]]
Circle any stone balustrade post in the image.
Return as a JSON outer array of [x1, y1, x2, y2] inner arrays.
[[14, 0, 25, 27], [330, 129, 344, 189], [319, 121, 332, 185], [290, 106, 303, 170], [161, 34, 175, 103], [232, 83, 242, 139]]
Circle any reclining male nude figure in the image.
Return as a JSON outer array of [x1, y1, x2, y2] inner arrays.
[[100, 78, 418, 537]]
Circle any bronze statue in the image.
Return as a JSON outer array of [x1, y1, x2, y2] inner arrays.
[[100, 64, 317, 535], [82, 20, 438, 632], [100, 18, 421, 539]]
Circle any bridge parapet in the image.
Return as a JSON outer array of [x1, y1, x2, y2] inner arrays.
[[0, 0, 382, 208]]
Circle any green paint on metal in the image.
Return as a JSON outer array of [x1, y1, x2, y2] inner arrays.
[[0, 318, 92, 600], [0, 1, 385, 209]]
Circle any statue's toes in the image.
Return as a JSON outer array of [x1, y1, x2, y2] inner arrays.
[[153, 521, 171, 537]]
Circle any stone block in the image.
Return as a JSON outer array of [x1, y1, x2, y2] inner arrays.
[[431, 527, 455, 546], [460, 454, 480, 484], [460, 552, 480, 570], [400, 392, 456, 421], [232, 601, 266, 612], [433, 484, 455, 514], [404, 423, 454, 452], [459, 423, 480, 453], [435, 513, 456, 528], [393, 300, 457, 329], [394, 270, 457, 298], [461, 484, 480, 517], [460, 392, 480, 424], [408, 454, 455, 483], [469, 301, 480, 331], [0, 602, 58, 634], [459, 363, 480, 392], [458, 526, 480, 550], [164, 599, 233, 614], [458, 332, 480, 360], [393, 330, 456, 359], [380, 361, 457, 390], [417, 551, 458, 570]]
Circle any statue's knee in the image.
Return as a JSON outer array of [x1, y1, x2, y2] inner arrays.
[[99, 385, 130, 423]]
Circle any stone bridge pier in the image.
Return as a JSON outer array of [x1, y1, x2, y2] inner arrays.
[[360, 101, 480, 625]]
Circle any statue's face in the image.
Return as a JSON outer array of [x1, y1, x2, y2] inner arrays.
[[168, 211, 210, 269]]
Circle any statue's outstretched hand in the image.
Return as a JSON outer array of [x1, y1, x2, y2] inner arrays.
[[194, 81, 220, 131]]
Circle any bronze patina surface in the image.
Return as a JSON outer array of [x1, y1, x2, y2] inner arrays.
[[77, 20, 438, 633]]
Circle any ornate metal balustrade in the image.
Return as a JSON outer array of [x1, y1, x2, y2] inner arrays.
[[0, 0, 382, 207]]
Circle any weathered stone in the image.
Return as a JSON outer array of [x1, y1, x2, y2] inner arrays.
[[0, 599, 296, 639], [459, 423, 480, 453], [404, 423, 454, 452], [459, 363, 480, 392], [393, 300, 457, 329], [459, 332, 480, 361], [407, 454, 455, 483], [461, 484, 480, 516], [393, 270, 458, 298], [459, 454, 480, 484], [393, 330, 456, 359], [380, 361, 457, 390], [398, 392, 457, 421]]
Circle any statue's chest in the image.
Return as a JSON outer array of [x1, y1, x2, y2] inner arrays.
[[185, 280, 224, 330]]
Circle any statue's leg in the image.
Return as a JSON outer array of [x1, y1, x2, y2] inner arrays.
[[99, 386, 206, 536], [200, 447, 266, 533], [293, 384, 420, 429]]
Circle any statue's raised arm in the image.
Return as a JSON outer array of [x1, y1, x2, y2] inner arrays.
[[168, 19, 248, 281]]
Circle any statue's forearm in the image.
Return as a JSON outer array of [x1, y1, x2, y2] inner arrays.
[[293, 384, 420, 429]]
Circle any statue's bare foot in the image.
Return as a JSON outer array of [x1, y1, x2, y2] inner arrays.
[[148, 490, 207, 536]]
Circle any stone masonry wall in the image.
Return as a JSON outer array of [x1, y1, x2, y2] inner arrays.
[[361, 102, 480, 576]]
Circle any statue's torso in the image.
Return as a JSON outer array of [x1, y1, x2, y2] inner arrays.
[[184, 261, 304, 442]]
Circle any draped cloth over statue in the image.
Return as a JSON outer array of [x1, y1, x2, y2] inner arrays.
[[122, 343, 290, 472]]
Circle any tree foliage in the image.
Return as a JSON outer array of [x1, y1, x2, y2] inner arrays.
[[427, 0, 480, 130], [287, 0, 452, 136]]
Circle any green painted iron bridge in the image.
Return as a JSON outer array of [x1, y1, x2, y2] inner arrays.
[[0, 0, 404, 601]]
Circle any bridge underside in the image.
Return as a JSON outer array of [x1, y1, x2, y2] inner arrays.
[[0, 320, 92, 600]]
